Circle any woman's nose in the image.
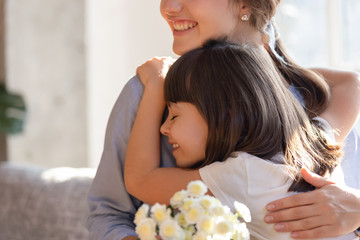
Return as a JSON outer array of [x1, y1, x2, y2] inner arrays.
[[160, 120, 170, 136], [160, 0, 183, 16]]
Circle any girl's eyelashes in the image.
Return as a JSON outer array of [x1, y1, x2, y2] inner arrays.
[[170, 115, 178, 120]]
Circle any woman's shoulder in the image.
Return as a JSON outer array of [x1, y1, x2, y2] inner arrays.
[[105, 75, 144, 135], [119, 75, 144, 101], [110, 75, 144, 114]]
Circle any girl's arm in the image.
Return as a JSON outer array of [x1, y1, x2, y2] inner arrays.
[[124, 57, 201, 206], [312, 68, 360, 142]]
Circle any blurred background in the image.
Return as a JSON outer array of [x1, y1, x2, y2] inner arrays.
[[1, 0, 359, 168]]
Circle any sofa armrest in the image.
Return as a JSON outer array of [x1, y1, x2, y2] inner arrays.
[[0, 162, 95, 240]]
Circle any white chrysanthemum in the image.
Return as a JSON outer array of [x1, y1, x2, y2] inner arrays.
[[234, 201, 251, 222], [181, 198, 195, 212], [223, 211, 239, 226], [151, 203, 171, 224], [211, 205, 230, 217], [196, 216, 215, 234], [185, 204, 204, 224], [159, 219, 185, 240], [175, 212, 188, 227], [134, 204, 150, 225], [198, 196, 217, 211], [214, 217, 234, 238], [187, 181, 208, 197], [135, 218, 157, 240], [170, 190, 188, 208], [233, 223, 250, 240]]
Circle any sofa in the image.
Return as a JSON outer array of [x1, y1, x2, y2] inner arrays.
[[0, 161, 96, 240]]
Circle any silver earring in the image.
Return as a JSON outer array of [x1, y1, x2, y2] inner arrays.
[[241, 14, 249, 21]]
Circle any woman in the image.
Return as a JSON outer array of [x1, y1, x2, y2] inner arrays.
[[86, 0, 360, 239]]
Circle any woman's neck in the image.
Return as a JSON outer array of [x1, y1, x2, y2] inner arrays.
[[230, 23, 264, 47]]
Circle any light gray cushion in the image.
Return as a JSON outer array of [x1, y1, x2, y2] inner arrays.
[[0, 162, 95, 240]]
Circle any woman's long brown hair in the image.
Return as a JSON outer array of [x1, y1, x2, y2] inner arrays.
[[238, 0, 330, 117]]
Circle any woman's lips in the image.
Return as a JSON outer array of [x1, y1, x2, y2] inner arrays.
[[172, 20, 198, 31]]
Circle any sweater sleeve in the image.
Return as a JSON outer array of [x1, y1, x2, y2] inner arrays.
[[86, 75, 175, 240]]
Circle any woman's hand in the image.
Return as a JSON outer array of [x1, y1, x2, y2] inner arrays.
[[264, 168, 360, 239], [136, 56, 176, 87]]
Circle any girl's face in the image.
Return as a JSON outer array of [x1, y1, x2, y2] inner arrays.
[[160, 0, 241, 55], [160, 102, 208, 168]]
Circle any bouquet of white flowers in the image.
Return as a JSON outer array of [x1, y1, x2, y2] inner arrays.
[[134, 180, 251, 240]]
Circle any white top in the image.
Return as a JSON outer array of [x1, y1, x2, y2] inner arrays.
[[199, 118, 357, 240]]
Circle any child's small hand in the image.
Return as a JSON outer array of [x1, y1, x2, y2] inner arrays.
[[136, 56, 176, 87]]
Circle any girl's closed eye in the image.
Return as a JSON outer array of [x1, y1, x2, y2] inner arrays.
[[167, 106, 179, 121], [170, 115, 178, 120]]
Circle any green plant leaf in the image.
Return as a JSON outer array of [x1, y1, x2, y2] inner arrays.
[[0, 83, 26, 134]]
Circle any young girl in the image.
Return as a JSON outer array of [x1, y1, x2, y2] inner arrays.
[[124, 40, 360, 239], [87, 1, 360, 239]]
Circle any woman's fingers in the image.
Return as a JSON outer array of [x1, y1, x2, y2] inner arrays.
[[274, 215, 330, 233], [265, 204, 320, 224], [300, 168, 335, 188], [265, 190, 315, 214]]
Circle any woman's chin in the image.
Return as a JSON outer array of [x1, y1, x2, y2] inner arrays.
[[172, 42, 199, 56]]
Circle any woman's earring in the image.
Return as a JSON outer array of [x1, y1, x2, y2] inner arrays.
[[241, 14, 249, 21]]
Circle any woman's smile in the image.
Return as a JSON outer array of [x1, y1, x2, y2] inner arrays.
[[171, 20, 198, 32], [160, 0, 240, 55]]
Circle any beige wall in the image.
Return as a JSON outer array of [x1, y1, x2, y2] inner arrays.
[[6, 0, 87, 167], [86, 0, 174, 167], [5, 0, 173, 167]]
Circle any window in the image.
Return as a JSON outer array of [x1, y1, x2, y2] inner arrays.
[[276, 0, 360, 70], [342, 0, 360, 67]]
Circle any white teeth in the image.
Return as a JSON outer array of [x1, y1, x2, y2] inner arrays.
[[173, 144, 179, 148], [173, 22, 197, 31]]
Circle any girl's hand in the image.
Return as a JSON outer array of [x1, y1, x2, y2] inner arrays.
[[264, 168, 360, 238], [136, 56, 175, 87]]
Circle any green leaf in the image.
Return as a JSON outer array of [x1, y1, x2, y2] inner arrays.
[[0, 83, 26, 134]]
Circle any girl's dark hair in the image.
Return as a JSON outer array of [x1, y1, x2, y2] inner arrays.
[[164, 39, 342, 192]]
